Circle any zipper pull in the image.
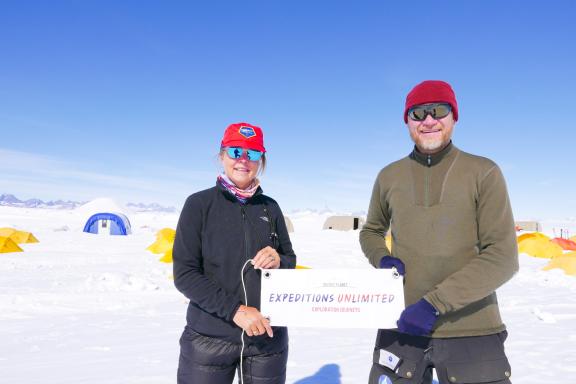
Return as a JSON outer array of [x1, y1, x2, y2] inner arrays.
[[427, 155, 431, 166]]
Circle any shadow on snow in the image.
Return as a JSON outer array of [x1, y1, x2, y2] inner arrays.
[[293, 364, 341, 384]]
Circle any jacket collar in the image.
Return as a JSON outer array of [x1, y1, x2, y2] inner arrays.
[[216, 180, 263, 203], [410, 141, 455, 167]]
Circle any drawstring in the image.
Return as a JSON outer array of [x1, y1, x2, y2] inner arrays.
[[238, 258, 254, 384]]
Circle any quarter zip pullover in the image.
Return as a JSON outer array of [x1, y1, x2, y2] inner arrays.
[[173, 183, 296, 346], [360, 143, 518, 337]]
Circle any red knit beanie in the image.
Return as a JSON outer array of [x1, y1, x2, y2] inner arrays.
[[404, 80, 458, 123], [221, 122, 266, 152]]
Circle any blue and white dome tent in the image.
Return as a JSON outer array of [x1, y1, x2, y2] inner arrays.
[[83, 212, 132, 235]]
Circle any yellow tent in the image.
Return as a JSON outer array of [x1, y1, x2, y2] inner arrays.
[[543, 252, 576, 276], [147, 228, 176, 255], [518, 237, 563, 259], [0, 228, 16, 237], [517, 232, 549, 243], [159, 248, 173, 263], [157, 227, 176, 241], [12, 231, 38, 244], [0, 236, 24, 253], [386, 234, 392, 252], [0, 228, 39, 244]]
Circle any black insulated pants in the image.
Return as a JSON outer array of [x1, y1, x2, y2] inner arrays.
[[178, 327, 288, 384]]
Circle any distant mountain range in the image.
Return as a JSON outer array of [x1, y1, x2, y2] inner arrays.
[[0, 193, 177, 212], [124, 202, 177, 213]]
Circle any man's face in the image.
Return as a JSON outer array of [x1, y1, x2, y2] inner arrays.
[[406, 105, 455, 154]]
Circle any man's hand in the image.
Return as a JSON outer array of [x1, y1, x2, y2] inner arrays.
[[380, 256, 405, 276], [397, 298, 439, 336]]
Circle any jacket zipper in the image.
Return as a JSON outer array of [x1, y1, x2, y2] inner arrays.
[[425, 155, 431, 207], [241, 206, 249, 263]]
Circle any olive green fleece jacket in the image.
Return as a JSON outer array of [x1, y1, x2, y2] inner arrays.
[[360, 142, 519, 337]]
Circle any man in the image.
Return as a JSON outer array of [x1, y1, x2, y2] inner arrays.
[[360, 80, 518, 384]]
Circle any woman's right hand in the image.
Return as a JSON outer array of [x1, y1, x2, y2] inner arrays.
[[233, 305, 273, 338]]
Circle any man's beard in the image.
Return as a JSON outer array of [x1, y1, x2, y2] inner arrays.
[[418, 137, 444, 152]]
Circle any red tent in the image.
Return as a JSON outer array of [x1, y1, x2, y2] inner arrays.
[[551, 237, 576, 251]]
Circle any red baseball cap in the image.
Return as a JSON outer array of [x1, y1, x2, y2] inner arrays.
[[404, 80, 458, 123], [220, 122, 266, 152]]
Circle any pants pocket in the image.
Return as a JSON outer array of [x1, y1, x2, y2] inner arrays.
[[443, 358, 511, 383], [370, 331, 431, 383], [372, 348, 423, 379], [439, 332, 512, 384]]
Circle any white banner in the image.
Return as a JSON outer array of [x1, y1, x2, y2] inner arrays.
[[260, 269, 405, 329]]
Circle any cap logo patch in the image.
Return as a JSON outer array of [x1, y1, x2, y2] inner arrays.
[[239, 126, 256, 138]]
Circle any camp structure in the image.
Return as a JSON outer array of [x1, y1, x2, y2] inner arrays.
[[518, 234, 563, 259], [386, 234, 392, 251], [159, 248, 173, 263], [322, 216, 365, 231], [76, 198, 132, 232], [147, 228, 176, 263], [517, 232, 549, 243], [284, 216, 294, 233], [543, 252, 576, 276], [83, 212, 132, 235], [551, 237, 576, 251], [0, 236, 23, 253], [0, 228, 39, 244], [147, 228, 176, 254], [515, 221, 541, 232]]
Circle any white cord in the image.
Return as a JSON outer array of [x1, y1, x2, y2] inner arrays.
[[238, 258, 253, 384]]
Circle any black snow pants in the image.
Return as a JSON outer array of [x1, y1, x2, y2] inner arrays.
[[369, 330, 512, 384], [178, 327, 288, 384]]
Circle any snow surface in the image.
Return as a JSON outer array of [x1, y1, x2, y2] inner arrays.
[[1, 205, 575, 383]]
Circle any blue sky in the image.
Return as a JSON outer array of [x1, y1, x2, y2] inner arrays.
[[1, 0, 575, 219]]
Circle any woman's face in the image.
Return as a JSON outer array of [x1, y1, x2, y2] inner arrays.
[[220, 148, 261, 189]]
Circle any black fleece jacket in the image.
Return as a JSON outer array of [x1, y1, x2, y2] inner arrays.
[[173, 182, 296, 346]]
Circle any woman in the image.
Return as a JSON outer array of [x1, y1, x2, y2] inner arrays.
[[173, 122, 297, 384]]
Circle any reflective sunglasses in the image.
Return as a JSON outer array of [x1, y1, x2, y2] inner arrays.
[[224, 147, 263, 161], [407, 103, 452, 121]]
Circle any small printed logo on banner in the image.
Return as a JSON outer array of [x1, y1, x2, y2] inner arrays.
[[239, 126, 256, 138]]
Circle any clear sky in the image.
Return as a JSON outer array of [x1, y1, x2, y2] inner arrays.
[[1, 0, 575, 219]]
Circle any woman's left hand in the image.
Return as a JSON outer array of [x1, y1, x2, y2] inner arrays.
[[252, 246, 281, 269]]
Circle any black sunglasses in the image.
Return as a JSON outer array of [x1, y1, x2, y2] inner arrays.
[[407, 103, 452, 121]]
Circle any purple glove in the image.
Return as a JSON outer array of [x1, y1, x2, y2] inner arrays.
[[397, 298, 439, 336], [379, 256, 405, 276]]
